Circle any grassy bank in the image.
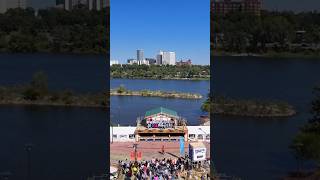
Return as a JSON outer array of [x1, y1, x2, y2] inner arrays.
[[202, 96, 296, 117], [212, 50, 320, 59], [0, 72, 108, 108], [111, 86, 202, 99], [0, 86, 107, 108], [111, 64, 210, 80]]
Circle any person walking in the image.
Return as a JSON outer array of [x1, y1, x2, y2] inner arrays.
[[161, 145, 165, 154]]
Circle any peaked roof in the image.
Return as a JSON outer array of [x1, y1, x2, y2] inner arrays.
[[145, 107, 178, 118]]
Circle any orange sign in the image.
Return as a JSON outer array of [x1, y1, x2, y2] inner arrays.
[[130, 152, 135, 161], [130, 151, 142, 161], [137, 152, 142, 161]]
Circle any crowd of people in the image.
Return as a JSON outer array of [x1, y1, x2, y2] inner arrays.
[[117, 157, 210, 180]]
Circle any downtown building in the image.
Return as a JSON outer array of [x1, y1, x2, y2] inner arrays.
[[0, 0, 27, 13], [56, 0, 106, 11], [212, 0, 262, 16], [156, 50, 176, 65]]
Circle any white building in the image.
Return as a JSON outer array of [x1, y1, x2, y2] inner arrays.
[[157, 51, 176, 65], [110, 126, 136, 142], [127, 59, 138, 65], [64, 0, 72, 10], [187, 126, 210, 142], [138, 60, 149, 65], [110, 60, 119, 66], [137, 49, 144, 61], [0, 0, 6, 13], [0, 0, 27, 13], [110, 126, 210, 142], [88, 0, 104, 10], [156, 51, 163, 65]]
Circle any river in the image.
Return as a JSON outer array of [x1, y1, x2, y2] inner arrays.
[[2, 53, 318, 179], [213, 56, 320, 180], [0, 53, 209, 179], [0, 53, 108, 180], [110, 79, 209, 126]]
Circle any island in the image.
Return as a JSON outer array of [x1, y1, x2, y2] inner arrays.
[[111, 86, 202, 99], [202, 95, 296, 117], [0, 72, 108, 108]]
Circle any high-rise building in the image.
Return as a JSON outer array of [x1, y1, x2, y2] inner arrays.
[[137, 49, 144, 62], [110, 60, 119, 66], [0, 0, 6, 13], [88, 0, 104, 10], [156, 51, 164, 65], [212, 0, 262, 16], [56, 0, 64, 5], [162, 51, 176, 65], [0, 0, 27, 13], [64, 0, 72, 10], [59, 0, 106, 11], [146, 58, 157, 65]]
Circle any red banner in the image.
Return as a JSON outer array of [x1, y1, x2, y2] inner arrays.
[[130, 151, 135, 161], [137, 152, 142, 161], [130, 151, 142, 161]]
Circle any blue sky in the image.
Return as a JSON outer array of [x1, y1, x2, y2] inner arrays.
[[110, 0, 210, 65]]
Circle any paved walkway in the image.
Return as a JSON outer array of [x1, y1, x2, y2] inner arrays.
[[110, 141, 210, 166]]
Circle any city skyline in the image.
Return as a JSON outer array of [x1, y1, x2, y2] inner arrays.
[[12, 0, 320, 11], [114, 49, 196, 66]]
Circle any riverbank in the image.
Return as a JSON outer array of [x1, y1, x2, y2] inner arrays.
[[283, 169, 320, 180], [110, 77, 210, 81], [111, 64, 210, 81], [110, 86, 202, 99], [202, 96, 296, 117], [212, 50, 320, 59], [0, 86, 107, 108]]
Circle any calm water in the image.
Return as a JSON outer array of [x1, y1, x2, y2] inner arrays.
[[2, 53, 320, 179], [110, 79, 209, 126], [213, 56, 320, 180], [0, 53, 108, 179]]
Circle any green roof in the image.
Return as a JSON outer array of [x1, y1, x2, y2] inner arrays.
[[145, 107, 178, 117]]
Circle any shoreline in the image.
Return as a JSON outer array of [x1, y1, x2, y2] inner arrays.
[[212, 51, 320, 59], [110, 88, 203, 99], [202, 97, 296, 118], [0, 101, 106, 109], [110, 77, 210, 81]]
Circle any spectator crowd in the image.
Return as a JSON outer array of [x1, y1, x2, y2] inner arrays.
[[117, 157, 210, 180]]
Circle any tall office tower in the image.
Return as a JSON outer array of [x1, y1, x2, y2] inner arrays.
[[56, 0, 65, 5], [137, 49, 144, 61], [0, 0, 6, 13], [15, 0, 27, 9], [96, 0, 101, 10], [162, 51, 176, 65], [156, 51, 164, 65], [1, 0, 28, 13], [65, 0, 71, 10], [88, 0, 93, 10]]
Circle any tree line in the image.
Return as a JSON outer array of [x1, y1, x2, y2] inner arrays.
[[0, 7, 108, 54], [290, 87, 320, 175], [212, 11, 320, 55], [0, 71, 108, 107], [110, 64, 210, 80]]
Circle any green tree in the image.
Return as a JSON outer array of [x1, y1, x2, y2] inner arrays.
[[117, 85, 126, 94], [291, 86, 320, 171]]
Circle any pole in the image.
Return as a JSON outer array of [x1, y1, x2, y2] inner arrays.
[[25, 144, 32, 180], [133, 144, 138, 162], [111, 122, 113, 144]]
